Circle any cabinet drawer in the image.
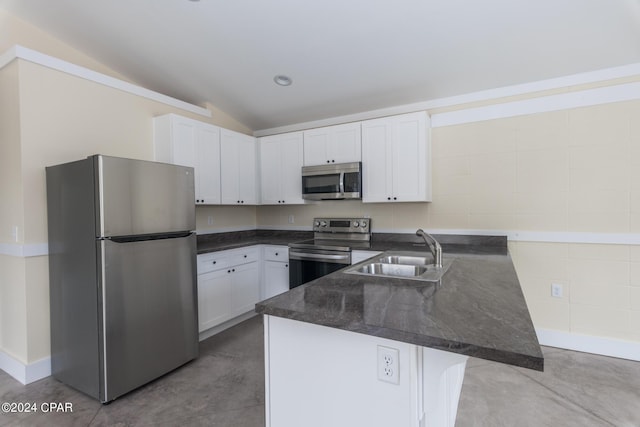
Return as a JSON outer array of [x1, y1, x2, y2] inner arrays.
[[263, 246, 289, 262], [198, 247, 260, 274]]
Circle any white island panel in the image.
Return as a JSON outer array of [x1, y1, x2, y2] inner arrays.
[[264, 315, 468, 427]]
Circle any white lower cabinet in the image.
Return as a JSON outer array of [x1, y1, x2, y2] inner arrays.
[[197, 268, 233, 331], [197, 247, 260, 333], [230, 262, 261, 315], [263, 246, 290, 299]]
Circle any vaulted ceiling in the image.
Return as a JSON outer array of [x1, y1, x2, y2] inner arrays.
[[2, 0, 639, 132]]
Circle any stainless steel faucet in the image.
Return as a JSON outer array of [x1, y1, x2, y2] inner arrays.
[[416, 229, 443, 269]]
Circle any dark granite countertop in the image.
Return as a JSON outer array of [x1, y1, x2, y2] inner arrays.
[[253, 233, 544, 372], [197, 230, 313, 254], [197, 229, 508, 255]]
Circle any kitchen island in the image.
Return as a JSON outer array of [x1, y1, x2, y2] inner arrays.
[[255, 237, 542, 427]]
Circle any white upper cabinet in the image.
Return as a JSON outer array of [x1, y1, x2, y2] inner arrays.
[[303, 122, 362, 166], [153, 114, 221, 205], [361, 112, 431, 203], [259, 132, 304, 205], [220, 128, 258, 205]]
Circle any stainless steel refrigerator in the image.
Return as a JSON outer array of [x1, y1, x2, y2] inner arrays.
[[46, 154, 198, 403]]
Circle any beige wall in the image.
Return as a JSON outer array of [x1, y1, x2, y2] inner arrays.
[[0, 59, 26, 361], [257, 99, 640, 344], [0, 57, 257, 365], [0, 60, 23, 245]]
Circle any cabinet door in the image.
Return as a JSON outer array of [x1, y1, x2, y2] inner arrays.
[[391, 112, 429, 202], [238, 135, 258, 204], [278, 132, 304, 204], [153, 114, 221, 205], [197, 269, 232, 332], [221, 129, 257, 205], [230, 262, 260, 316], [327, 122, 361, 164], [195, 125, 221, 205], [303, 123, 361, 166], [264, 261, 289, 299], [361, 118, 393, 203], [362, 112, 430, 203], [260, 132, 303, 205], [303, 129, 329, 166], [259, 136, 282, 204], [171, 119, 197, 168]]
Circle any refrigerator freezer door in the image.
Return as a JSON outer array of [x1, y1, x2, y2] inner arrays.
[[96, 155, 196, 237], [98, 234, 198, 402]]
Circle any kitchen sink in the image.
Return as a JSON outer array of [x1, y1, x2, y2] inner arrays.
[[344, 250, 453, 282], [377, 255, 431, 266], [352, 263, 428, 278]]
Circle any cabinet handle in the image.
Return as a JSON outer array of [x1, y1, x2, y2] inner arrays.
[[387, 197, 391, 201], [232, 268, 235, 272], [244, 255, 247, 258], [237, 200, 240, 203], [227, 269, 231, 273], [326, 160, 330, 163], [275, 252, 278, 256], [285, 264, 288, 268], [332, 159, 335, 163], [393, 197, 397, 200], [212, 261, 216, 264]]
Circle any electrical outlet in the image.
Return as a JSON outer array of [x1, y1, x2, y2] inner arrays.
[[288, 215, 295, 224], [207, 216, 214, 225], [377, 345, 399, 384], [551, 283, 563, 298], [11, 226, 18, 242]]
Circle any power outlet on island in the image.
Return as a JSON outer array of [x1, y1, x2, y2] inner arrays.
[[377, 345, 399, 384]]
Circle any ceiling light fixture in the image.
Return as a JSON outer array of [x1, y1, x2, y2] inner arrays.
[[273, 75, 293, 86]]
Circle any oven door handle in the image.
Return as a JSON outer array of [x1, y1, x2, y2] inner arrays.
[[289, 251, 351, 264]]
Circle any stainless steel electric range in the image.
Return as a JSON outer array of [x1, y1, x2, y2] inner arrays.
[[288, 218, 371, 288]]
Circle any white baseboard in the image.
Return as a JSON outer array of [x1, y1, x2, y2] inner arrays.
[[198, 311, 258, 342], [536, 328, 640, 362], [0, 351, 51, 385]]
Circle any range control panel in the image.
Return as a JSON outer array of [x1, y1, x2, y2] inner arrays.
[[313, 217, 371, 234]]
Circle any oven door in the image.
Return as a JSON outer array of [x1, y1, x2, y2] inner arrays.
[[289, 249, 351, 288]]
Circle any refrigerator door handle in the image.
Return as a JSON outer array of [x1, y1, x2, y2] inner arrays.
[[108, 232, 193, 243]]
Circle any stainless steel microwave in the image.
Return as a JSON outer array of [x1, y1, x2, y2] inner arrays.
[[301, 162, 362, 200]]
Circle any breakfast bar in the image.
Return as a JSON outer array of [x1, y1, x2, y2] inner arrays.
[[256, 238, 543, 427]]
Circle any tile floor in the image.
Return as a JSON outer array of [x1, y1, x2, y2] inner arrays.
[[1, 315, 639, 426]]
